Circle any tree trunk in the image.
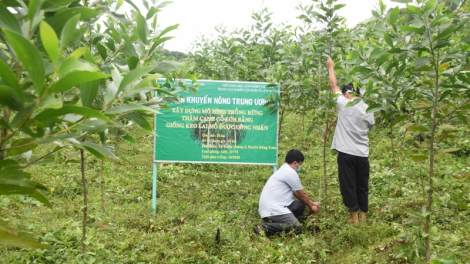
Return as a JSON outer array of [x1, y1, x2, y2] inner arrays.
[[390, 126, 396, 166], [278, 111, 284, 144], [397, 130, 407, 168], [425, 45, 440, 262], [0, 109, 10, 161], [322, 128, 328, 198], [101, 159, 105, 212], [112, 128, 118, 173], [419, 164, 425, 205], [80, 148, 88, 257], [323, 92, 332, 198]]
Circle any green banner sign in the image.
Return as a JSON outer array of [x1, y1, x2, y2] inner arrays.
[[154, 80, 279, 165]]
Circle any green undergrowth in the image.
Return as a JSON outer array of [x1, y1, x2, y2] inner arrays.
[[1, 115, 469, 263]]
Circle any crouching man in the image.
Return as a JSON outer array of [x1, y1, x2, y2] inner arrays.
[[254, 149, 321, 236]]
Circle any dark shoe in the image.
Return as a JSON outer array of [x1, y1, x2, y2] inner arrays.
[[253, 225, 261, 235]]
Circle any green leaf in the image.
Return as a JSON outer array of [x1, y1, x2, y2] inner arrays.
[[409, 154, 428, 161], [119, 65, 155, 92], [36, 133, 80, 144], [80, 80, 100, 108], [366, 79, 373, 95], [412, 101, 432, 109], [127, 56, 139, 70], [438, 124, 458, 131], [406, 4, 423, 15], [28, 0, 43, 20], [461, 37, 470, 45], [390, 115, 408, 127], [435, 25, 462, 41], [7, 138, 37, 156], [0, 229, 52, 249], [0, 3, 22, 34], [434, 39, 450, 50], [46, 7, 101, 35], [124, 0, 140, 12], [60, 14, 81, 50], [0, 60, 22, 102], [383, 33, 394, 48], [51, 72, 110, 93], [157, 24, 179, 38], [38, 95, 62, 109], [366, 105, 387, 114], [104, 104, 159, 115], [115, 0, 124, 10], [156, 1, 173, 9], [424, 0, 437, 14], [391, 0, 412, 3], [400, 26, 425, 33], [390, 6, 399, 23], [121, 135, 136, 143], [3, 29, 45, 95], [0, 118, 12, 130], [152, 61, 184, 74], [105, 39, 115, 52], [388, 48, 406, 54], [0, 159, 19, 168], [30, 190, 52, 208], [430, 259, 458, 264], [76, 119, 107, 133], [345, 98, 362, 108], [146, 7, 159, 20], [406, 124, 430, 132], [122, 112, 152, 131], [79, 141, 118, 160], [148, 36, 174, 55], [439, 148, 460, 153], [0, 86, 23, 112], [136, 11, 149, 45], [333, 4, 346, 10], [40, 21, 60, 66], [186, 74, 198, 82], [414, 56, 430, 69], [58, 57, 98, 77], [84, 47, 96, 64], [96, 43, 108, 60], [352, 66, 373, 75], [105, 28, 122, 44], [33, 106, 114, 124]]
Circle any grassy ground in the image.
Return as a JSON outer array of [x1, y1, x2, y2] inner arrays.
[[1, 115, 469, 263]]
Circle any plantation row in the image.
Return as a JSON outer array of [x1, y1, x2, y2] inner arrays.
[[188, 0, 470, 261], [0, 0, 469, 263]]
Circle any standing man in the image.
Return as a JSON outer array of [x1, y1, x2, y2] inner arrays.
[[326, 56, 375, 224], [254, 149, 321, 236]]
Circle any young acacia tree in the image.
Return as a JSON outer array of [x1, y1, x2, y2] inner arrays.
[[345, 0, 470, 260], [298, 0, 347, 198], [0, 0, 197, 254]]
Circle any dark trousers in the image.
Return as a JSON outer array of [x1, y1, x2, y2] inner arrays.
[[258, 200, 306, 236], [337, 152, 370, 212]]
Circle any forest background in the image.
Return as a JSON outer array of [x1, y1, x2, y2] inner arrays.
[[0, 0, 469, 263]]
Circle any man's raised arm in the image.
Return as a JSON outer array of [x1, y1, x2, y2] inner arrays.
[[327, 56, 341, 94]]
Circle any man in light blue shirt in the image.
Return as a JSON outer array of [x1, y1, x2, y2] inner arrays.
[[254, 150, 321, 236]]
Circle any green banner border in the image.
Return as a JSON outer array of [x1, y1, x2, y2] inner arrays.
[[153, 79, 279, 165]]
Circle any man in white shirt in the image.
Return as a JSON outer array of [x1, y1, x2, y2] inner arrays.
[[327, 56, 375, 224], [254, 150, 321, 236]]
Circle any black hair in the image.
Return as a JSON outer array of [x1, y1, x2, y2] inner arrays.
[[285, 149, 304, 164], [342, 83, 361, 95]]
